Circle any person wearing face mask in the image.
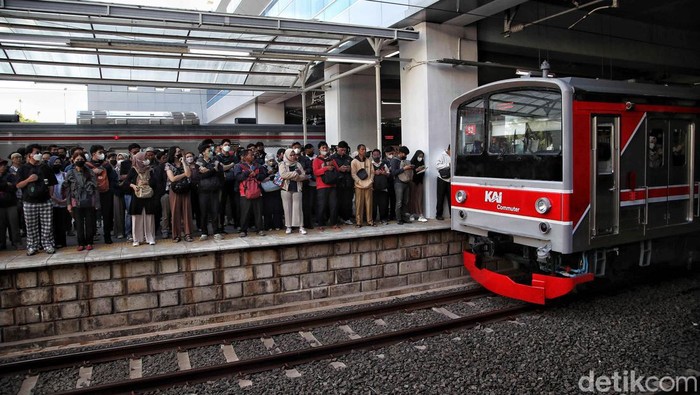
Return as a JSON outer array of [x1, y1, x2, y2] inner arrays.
[[294, 142, 314, 229], [261, 150, 284, 231], [196, 142, 224, 241], [217, 139, 239, 232], [64, 152, 98, 251], [48, 156, 68, 248], [390, 146, 414, 225], [370, 149, 390, 225], [15, 144, 58, 255], [183, 152, 201, 232], [86, 145, 118, 245], [351, 144, 374, 227], [383, 146, 397, 221], [331, 141, 354, 226], [0, 157, 21, 250], [408, 150, 428, 222], [278, 148, 308, 235], [435, 144, 451, 220], [127, 152, 158, 246], [119, 143, 141, 241], [312, 141, 339, 231]]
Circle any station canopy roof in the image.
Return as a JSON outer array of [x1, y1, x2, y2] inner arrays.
[[0, 0, 418, 92]]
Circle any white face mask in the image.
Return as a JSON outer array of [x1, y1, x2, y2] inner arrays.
[[32, 153, 42, 162], [186, 157, 194, 164], [143, 159, 150, 166], [85, 153, 90, 160], [97, 153, 105, 161], [293, 148, 301, 155], [418, 156, 424, 161], [320, 150, 328, 156], [386, 154, 394, 160], [223, 145, 231, 152]]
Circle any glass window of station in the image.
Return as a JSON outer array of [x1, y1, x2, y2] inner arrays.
[[455, 89, 563, 182]]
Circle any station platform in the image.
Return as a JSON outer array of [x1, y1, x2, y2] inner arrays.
[[0, 221, 480, 343]]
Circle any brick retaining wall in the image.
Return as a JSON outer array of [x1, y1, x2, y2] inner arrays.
[[0, 230, 469, 342]]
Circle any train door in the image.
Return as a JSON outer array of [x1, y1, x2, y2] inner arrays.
[[591, 116, 619, 237], [645, 118, 693, 229], [667, 120, 693, 225]]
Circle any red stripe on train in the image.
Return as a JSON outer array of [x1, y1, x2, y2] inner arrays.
[[0, 135, 326, 142], [451, 184, 572, 222], [620, 185, 695, 201]]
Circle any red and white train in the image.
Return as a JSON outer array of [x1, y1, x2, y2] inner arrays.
[[450, 76, 700, 304]]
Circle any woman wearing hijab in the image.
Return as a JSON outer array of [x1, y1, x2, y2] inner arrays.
[[127, 152, 158, 246], [279, 148, 309, 235], [409, 150, 428, 222]]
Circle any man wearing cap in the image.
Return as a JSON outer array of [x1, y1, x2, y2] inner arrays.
[[16, 144, 58, 255]]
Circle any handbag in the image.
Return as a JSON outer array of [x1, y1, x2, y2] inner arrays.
[[321, 169, 339, 185], [134, 172, 154, 198], [170, 167, 191, 194], [438, 167, 451, 178], [261, 179, 281, 192], [356, 168, 368, 180]]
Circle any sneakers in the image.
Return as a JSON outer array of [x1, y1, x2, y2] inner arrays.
[[45, 247, 55, 254], [285, 227, 293, 234], [397, 220, 405, 225], [418, 216, 428, 222], [133, 241, 140, 247], [436, 216, 444, 220], [343, 219, 353, 225], [26, 248, 37, 256], [214, 233, 223, 241], [239, 231, 247, 238], [77, 245, 85, 252], [200, 234, 208, 241], [104, 237, 113, 245], [257, 231, 266, 236], [116, 235, 124, 239], [161, 231, 169, 239], [86, 245, 93, 251], [299, 227, 307, 235], [149, 241, 156, 245]]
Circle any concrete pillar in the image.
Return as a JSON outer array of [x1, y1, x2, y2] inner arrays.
[[400, 22, 478, 218], [324, 64, 378, 149]]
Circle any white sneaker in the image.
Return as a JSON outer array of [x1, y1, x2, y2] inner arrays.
[[285, 227, 292, 234], [299, 227, 307, 235], [214, 233, 223, 241], [418, 216, 428, 222], [132, 241, 140, 247], [200, 234, 208, 241], [148, 241, 156, 246], [343, 219, 353, 225]]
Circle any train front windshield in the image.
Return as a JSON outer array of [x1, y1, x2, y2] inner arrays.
[[455, 88, 563, 181]]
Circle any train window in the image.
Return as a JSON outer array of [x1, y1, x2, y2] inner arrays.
[[671, 127, 686, 167], [455, 88, 563, 181], [487, 90, 562, 156], [648, 129, 664, 168], [456, 98, 485, 156]]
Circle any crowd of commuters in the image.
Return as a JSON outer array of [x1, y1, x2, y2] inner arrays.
[[0, 140, 451, 255]]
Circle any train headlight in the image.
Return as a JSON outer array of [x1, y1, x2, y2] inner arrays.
[[535, 197, 551, 214], [455, 190, 467, 203]]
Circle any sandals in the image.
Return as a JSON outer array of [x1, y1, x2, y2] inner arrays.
[[184, 235, 194, 242], [173, 237, 181, 243]]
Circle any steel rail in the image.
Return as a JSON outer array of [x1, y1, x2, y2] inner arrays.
[[53, 304, 534, 395], [1, 287, 490, 375]]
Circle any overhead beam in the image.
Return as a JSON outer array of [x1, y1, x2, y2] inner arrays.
[[444, 0, 529, 26], [0, 0, 420, 41]]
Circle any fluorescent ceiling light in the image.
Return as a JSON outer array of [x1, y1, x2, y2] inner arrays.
[[189, 48, 251, 57], [69, 39, 188, 53], [326, 56, 377, 64], [384, 50, 400, 58]]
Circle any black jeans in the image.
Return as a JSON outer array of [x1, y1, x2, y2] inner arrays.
[[239, 197, 263, 233], [198, 190, 220, 235], [436, 178, 451, 217], [52, 206, 68, 247], [302, 182, 315, 228], [316, 187, 337, 227], [219, 180, 239, 228], [373, 189, 389, 222], [337, 185, 354, 222], [99, 191, 114, 240], [74, 206, 96, 246]]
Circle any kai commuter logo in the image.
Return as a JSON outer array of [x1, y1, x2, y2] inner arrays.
[[485, 191, 502, 204]]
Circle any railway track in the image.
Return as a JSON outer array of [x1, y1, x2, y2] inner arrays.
[[1, 287, 535, 395]]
